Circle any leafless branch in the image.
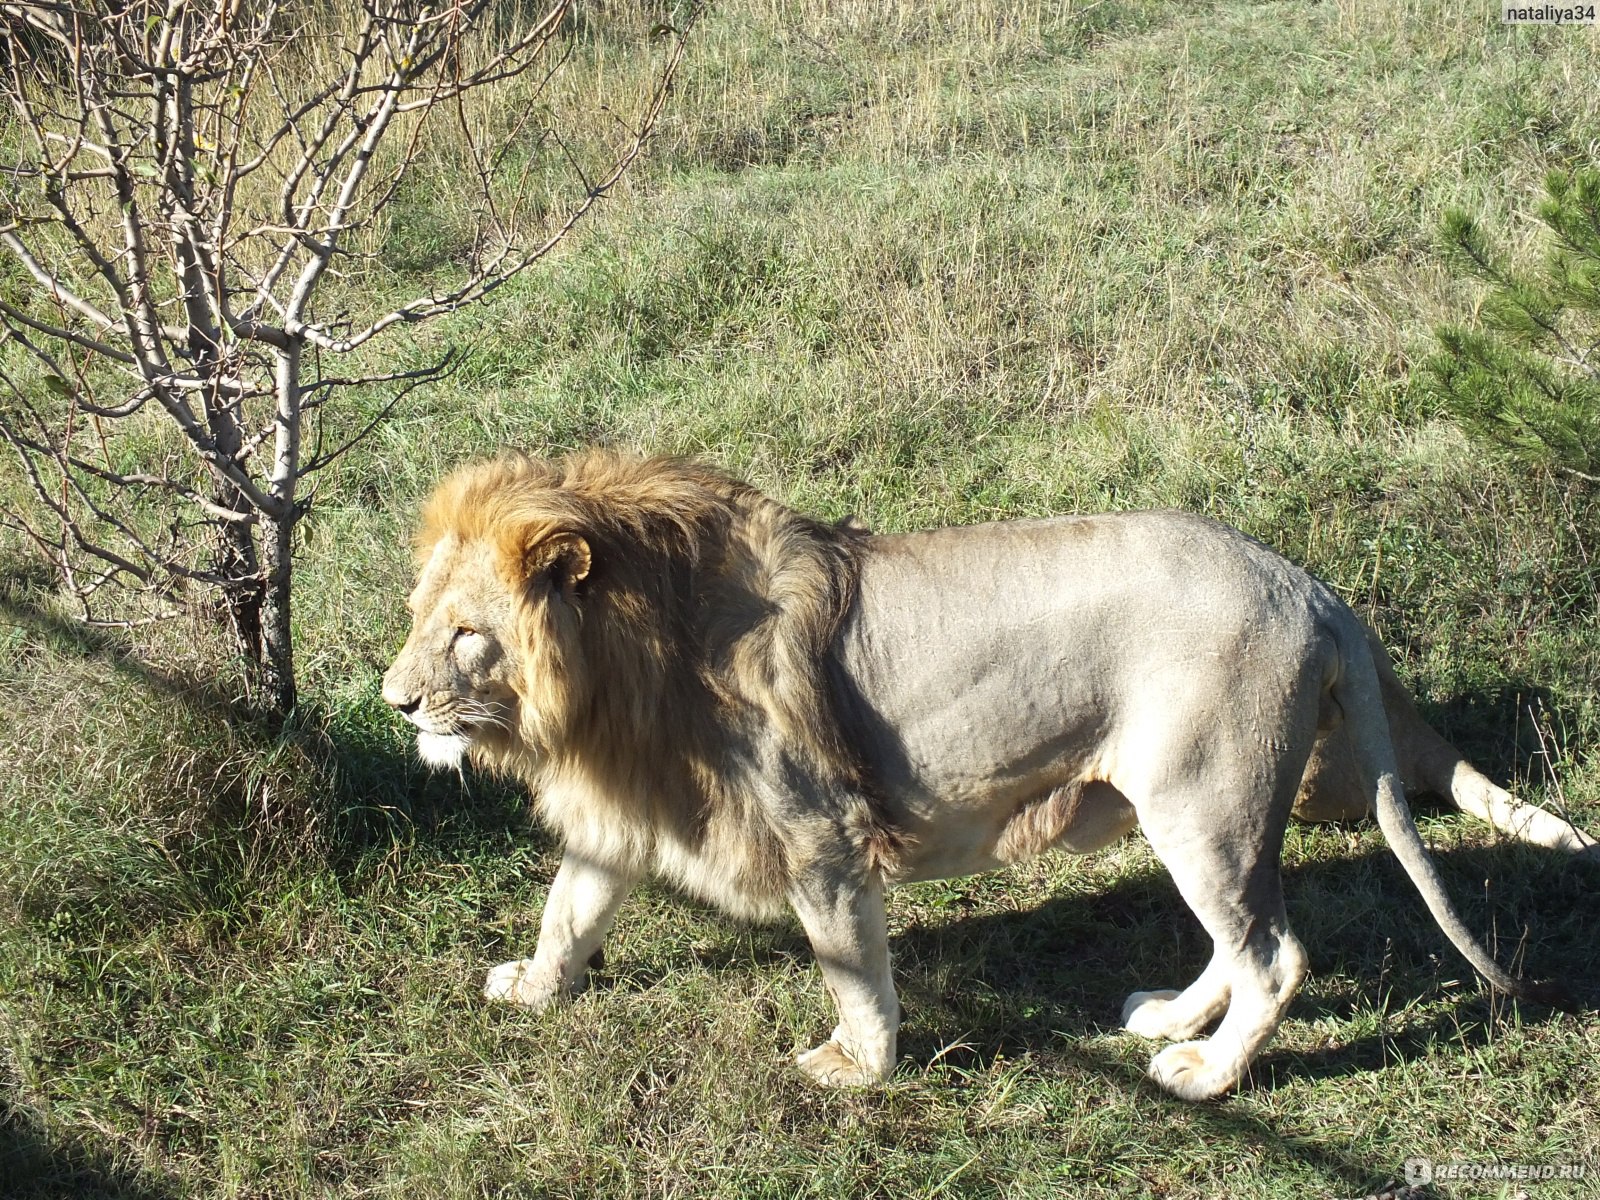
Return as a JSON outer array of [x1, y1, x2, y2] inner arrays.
[[1, 0, 698, 712], [298, 348, 457, 478]]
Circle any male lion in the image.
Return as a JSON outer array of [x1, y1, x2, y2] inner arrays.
[[383, 450, 1591, 1101]]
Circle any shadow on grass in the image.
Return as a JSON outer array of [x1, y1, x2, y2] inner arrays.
[[584, 836, 1597, 1194], [1, 1103, 176, 1200], [6, 566, 1597, 1196], [0, 566, 541, 883], [880, 836, 1596, 1194], [879, 836, 1598, 1055], [0, 566, 546, 1198], [1417, 681, 1595, 794]]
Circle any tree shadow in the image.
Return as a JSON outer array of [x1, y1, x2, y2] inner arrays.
[[0, 566, 542, 883], [0, 566, 538, 1198], [1, 1103, 177, 1200], [0, 560, 246, 716]]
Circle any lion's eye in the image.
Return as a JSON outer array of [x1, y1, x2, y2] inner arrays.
[[452, 626, 479, 645]]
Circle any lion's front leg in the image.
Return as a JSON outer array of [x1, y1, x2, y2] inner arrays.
[[484, 847, 640, 1009], [788, 870, 899, 1088]]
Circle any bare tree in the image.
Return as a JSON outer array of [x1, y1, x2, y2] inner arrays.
[[0, 0, 692, 714]]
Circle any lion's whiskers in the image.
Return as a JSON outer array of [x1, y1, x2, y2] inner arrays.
[[442, 696, 511, 734]]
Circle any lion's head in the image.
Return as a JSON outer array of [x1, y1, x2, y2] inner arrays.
[[382, 449, 899, 910], [382, 451, 720, 775], [379, 511, 583, 771], [386, 450, 926, 919]]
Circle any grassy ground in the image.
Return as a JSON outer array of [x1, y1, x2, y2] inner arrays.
[[4, 1, 1600, 1196]]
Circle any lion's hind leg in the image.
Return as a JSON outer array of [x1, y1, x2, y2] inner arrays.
[[1132, 772, 1310, 1101], [1143, 922, 1307, 1102]]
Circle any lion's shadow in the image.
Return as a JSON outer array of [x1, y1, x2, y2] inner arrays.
[[1, 1102, 176, 1200], [587, 833, 1596, 1195], [645, 835, 1599, 1087], [909, 838, 1598, 1077]]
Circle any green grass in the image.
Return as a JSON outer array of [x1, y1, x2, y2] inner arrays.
[[5, 1, 1600, 1196]]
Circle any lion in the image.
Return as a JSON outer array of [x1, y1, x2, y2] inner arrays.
[[382, 450, 1592, 1101]]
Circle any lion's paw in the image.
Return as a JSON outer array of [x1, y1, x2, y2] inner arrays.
[[483, 959, 562, 1010], [1121, 989, 1183, 1039], [795, 1040, 889, 1088], [1147, 1040, 1236, 1102]]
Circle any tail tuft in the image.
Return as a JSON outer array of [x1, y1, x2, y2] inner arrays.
[[1512, 977, 1584, 1013]]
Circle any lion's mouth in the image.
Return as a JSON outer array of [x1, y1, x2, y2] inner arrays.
[[404, 699, 512, 769]]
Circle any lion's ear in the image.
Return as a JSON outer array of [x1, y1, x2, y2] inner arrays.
[[525, 532, 592, 593]]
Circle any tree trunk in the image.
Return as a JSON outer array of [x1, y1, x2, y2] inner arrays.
[[210, 483, 265, 661], [259, 505, 296, 716], [259, 339, 303, 718]]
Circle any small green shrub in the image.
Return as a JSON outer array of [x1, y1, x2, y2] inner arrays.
[[1426, 170, 1600, 481]]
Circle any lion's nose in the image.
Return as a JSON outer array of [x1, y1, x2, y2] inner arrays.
[[382, 675, 421, 715]]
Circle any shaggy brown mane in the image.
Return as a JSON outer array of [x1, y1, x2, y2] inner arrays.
[[416, 448, 900, 912]]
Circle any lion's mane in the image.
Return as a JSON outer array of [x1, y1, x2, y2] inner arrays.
[[415, 450, 902, 916]]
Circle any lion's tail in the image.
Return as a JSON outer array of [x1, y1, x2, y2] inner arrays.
[[1365, 630, 1599, 858], [1331, 616, 1578, 1010]]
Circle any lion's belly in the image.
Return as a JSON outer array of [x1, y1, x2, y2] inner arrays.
[[896, 780, 1139, 882]]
